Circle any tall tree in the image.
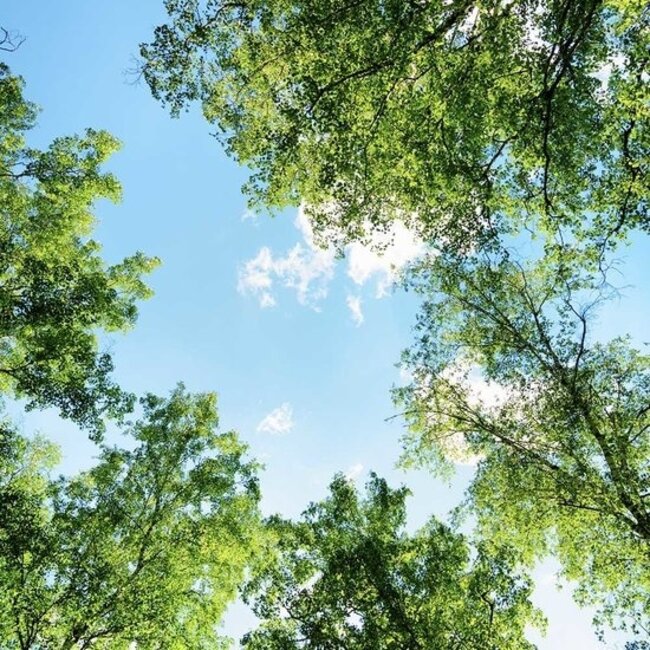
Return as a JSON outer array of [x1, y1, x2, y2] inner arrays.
[[394, 249, 650, 638], [0, 385, 264, 650], [242, 473, 542, 649], [140, 3, 650, 636], [0, 62, 158, 437], [140, 0, 648, 251]]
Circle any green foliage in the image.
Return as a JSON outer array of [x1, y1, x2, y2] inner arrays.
[[0, 62, 159, 438], [15, 1, 642, 643], [0, 385, 264, 649], [140, 2, 650, 639], [242, 473, 542, 649], [395, 249, 650, 637], [141, 0, 648, 251]]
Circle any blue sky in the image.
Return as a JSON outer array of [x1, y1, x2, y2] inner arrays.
[[3, 2, 649, 647]]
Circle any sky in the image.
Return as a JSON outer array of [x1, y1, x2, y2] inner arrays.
[[3, 2, 649, 647]]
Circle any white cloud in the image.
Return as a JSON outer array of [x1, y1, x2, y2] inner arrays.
[[538, 572, 558, 587], [442, 433, 483, 467], [257, 403, 294, 435], [346, 295, 364, 327], [275, 242, 335, 306], [294, 204, 321, 248], [410, 361, 509, 467], [398, 366, 413, 384], [465, 368, 509, 410], [346, 221, 426, 297], [237, 208, 336, 309], [238, 247, 273, 291], [259, 292, 276, 308], [440, 361, 509, 411], [239, 206, 425, 312], [345, 463, 364, 481], [447, 369, 508, 465], [346, 612, 363, 630], [591, 53, 626, 91]]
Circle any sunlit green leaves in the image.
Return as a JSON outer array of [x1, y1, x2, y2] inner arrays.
[[396, 249, 650, 635], [0, 386, 264, 649], [242, 473, 542, 649], [141, 0, 648, 253], [0, 63, 159, 437]]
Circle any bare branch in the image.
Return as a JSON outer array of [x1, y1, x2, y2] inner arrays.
[[0, 27, 25, 52]]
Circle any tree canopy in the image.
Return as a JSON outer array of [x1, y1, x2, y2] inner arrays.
[[0, 62, 158, 438], [0, 2, 647, 646], [138, 1, 650, 641], [0, 386, 263, 649], [395, 248, 650, 635], [242, 473, 542, 649], [141, 0, 648, 251]]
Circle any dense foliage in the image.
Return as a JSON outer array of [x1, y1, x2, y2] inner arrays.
[[0, 62, 158, 438], [141, 0, 648, 251], [395, 249, 650, 634], [0, 386, 263, 649], [242, 474, 542, 649]]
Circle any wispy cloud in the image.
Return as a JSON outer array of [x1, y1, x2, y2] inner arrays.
[[239, 206, 426, 317], [346, 220, 426, 298], [346, 295, 364, 327], [238, 208, 336, 309], [241, 208, 259, 222], [257, 403, 294, 435], [410, 361, 508, 466], [259, 292, 277, 308], [237, 247, 275, 308]]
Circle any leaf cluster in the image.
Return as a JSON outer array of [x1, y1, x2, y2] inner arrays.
[[141, 0, 648, 252], [0, 386, 264, 650], [242, 474, 542, 649], [0, 63, 159, 438]]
